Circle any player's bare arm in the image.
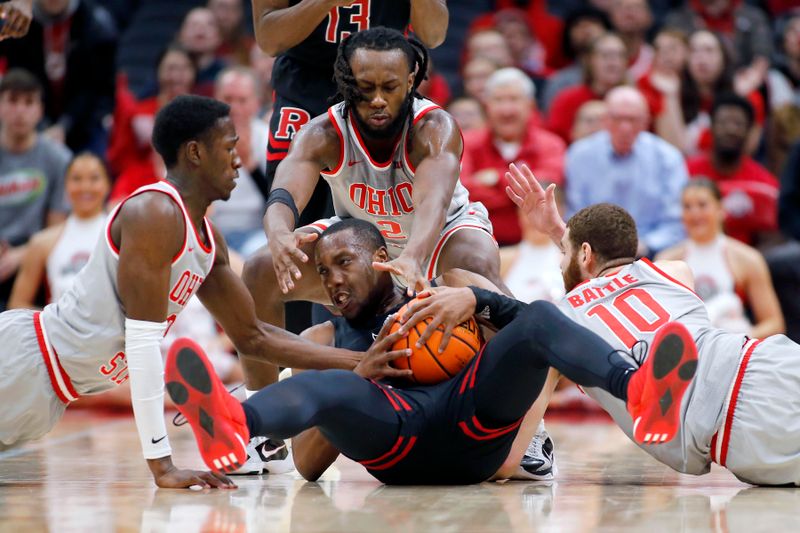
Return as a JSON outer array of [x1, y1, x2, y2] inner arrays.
[[264, 115, 341, 293], [115, 193, 235, 490], [373, 109, 462, 293], [409, 0, 448, 48], [7, 226, 60, 309], [252, 0, 357, 56]]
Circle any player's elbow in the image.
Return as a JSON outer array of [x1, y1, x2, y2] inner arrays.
[[417, 30, 446, 49]]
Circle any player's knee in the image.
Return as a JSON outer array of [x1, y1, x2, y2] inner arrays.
[[242, 249, 282, 301], [455, 253, 500, 284]]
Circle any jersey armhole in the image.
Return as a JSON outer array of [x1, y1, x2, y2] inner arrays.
[[320, 108, 345, 177], [105, 189, 188, 264]]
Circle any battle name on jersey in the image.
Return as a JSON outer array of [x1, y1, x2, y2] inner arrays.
[[567, 273, 640, 308]]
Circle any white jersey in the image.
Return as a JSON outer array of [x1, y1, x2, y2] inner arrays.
[[556, 258, 746, 475], [45, 213, 106, 302], [320, 98, 471, 253], [40, 181, 216, 400]]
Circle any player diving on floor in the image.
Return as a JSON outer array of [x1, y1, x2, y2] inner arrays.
[[166, 218, 698, 485]]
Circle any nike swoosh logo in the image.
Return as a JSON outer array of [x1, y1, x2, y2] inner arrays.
[[348, 160, 363, 167], [151, 435, 167, 444]]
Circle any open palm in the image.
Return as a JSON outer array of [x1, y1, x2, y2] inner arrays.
[[504, 163, 565, 240]]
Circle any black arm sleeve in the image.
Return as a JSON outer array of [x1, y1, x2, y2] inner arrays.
[[469, 286, 528, 330]]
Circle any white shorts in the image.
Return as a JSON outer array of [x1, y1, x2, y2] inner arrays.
[[304, 202, 494, 280], [0, 309, 67, 450], [710, 335, 800, 485]]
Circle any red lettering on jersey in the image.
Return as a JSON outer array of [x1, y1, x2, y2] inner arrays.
[[387, 186, 400, 216], [594, 287, 605, 298], [275, 107, 311, 141], [602, 283, 616, 295], [164, 314, 178, 336], [568, 294, 584, 308], [100, 352, 126, 375], [396, 182, 413, 212], [366, 188, 388, 216], [350, 183, 367, 210], [325, 0, 371, 43], [170, 271, 205, 307], [582, 288, 599, 303]]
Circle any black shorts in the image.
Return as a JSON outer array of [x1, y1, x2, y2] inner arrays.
[[351, 348, 522, 485]]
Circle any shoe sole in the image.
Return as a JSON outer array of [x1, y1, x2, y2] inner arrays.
[[166, 338, 248, 474], [633, 322, 698, 445]]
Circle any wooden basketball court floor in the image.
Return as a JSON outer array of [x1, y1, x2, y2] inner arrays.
[[1, 411, 796, 533]]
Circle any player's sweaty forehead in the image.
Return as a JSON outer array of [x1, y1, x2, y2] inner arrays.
[[350, 48, 412, 83]]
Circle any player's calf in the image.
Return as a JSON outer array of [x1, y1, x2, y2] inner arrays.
[[626, 322, 698, 445]]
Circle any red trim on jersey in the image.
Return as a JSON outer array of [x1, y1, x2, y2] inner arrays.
[[371, 380, 400, 411], [320, 108, 346, 177], [363, 436, 418, 470], [105, 188, 188, 263], [640, 258, 700, 297], [386, 387, 412, 411], [717, 339, 761, 467], [34, 312, 79, 404], [349, 111, 402, 169], [426, 224, 493, 279], [268, 130, 291, 151], [403, 105, 445, 174], [161, 181, 214, 254], [459, 344, 487, 394]]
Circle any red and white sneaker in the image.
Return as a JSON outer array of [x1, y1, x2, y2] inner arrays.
[[166, 338, 250, 474], [626, 322, 698, 445]]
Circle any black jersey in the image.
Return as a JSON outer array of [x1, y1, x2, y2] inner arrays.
[[271, 0, 411, 114], [331, 296, 410, 352]]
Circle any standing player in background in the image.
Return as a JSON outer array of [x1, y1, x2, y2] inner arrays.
[[408, 164, 800, 486], [0, 95, 399, 489], [251, 0, 448, 210]]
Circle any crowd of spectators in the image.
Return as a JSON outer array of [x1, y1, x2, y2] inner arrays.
[[1, 0, 800, 361]]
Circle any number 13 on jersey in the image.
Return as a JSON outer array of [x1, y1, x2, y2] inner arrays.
[[326, 0, 371, 43], [586, 288, 671, 347]]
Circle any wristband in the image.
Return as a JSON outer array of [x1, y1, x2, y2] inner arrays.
[[469, 286, 527, 329], [266, 188, 300, 228]]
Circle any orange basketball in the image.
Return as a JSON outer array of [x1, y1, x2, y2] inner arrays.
[[389, 301, 483, 385]]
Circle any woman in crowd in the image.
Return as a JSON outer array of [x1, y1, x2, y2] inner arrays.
[[9, 154, 110, 308], [656, 179, 784, 338]]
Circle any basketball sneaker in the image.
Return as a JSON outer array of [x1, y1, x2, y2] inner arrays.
[[165, 338, 250, 474], [230, 436, 295, 475], [626, 321, 698, 445], [516, 421, 557, 481]]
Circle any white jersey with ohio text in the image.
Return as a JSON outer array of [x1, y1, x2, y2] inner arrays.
[[39, 181, 216, 400], [319, 97, 471, 253], [555, 258, 747, 475]]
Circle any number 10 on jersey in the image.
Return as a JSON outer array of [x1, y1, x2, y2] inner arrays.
[[586, 288, 671, 347]]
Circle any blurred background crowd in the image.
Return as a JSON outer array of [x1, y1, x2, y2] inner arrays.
[[1, 0, 799, 412]]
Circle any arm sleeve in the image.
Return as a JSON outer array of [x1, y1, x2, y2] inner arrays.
[[125, 318, 171, 460], [470, 286, 528, 329]]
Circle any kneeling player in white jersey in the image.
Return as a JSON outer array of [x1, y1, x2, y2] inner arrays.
[[405, 163, 800, 486], [0, 95, 406, 489]]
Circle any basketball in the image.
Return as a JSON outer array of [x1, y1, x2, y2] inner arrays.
[[389, 301, 483, 385]]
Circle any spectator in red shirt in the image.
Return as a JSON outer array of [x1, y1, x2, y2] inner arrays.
[[547, 32, 628, 144], [679, 30, 765, 155], [687, 93, 779, 245], [107, 45, 197, 204], [461, 68, 566, 246], [638, 29, 690, 152]]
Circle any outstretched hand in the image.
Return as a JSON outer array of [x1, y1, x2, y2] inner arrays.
[[398, 287, 477, 353], [372, 255, 427, 297], [354, 315, 413, 380], [504, 163, 565, 242], [0, 0, 33, 41], [268, 230, 319, 294], [152, 463, 236, 490]]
